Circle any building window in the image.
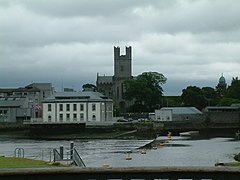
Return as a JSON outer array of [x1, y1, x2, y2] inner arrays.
[[107, 105, 112, 111], [80, 104, 84, 111], [48, 104, 51, 112], [66, 104, 70, 111], [73, 113, 77, 121], [59, 104, 63, 111], [92, 114, 96, 121], [92, 104, 96, 111], [101, 103, 105, 111], [0, 110, 8, 114], [48, 115, 51, 122], [80, 113, 84, 121], [117, 87, 119, 99], [59, 114, 63, 122], [66, 114, 70, 121], [73, 104, 77, 111]]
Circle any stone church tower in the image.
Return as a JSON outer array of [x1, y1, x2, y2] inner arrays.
[[96, 46, 133, 112]]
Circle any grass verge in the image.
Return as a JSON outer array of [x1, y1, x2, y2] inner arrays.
[[0, 156, 64, 168], [224, 162, 240, 167]]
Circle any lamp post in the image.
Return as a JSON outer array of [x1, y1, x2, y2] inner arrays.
[[0, 113, 2, 122]]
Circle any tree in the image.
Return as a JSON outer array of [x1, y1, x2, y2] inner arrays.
[[124, 72, 167, 112], [82, 83, 97, 91], [226, 77, 240, 100], [181, 86, 206, 110], [202, 87, 218, 106], [217, 97, 240, 106]]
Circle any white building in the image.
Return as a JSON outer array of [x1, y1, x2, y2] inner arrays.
[[155, 107, 203, 122], [42, 91, 113, 123]]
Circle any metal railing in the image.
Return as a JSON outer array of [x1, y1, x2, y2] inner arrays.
[[0, 166, 239, 180], [14, 148, 24, 158], [72, 148, 86, 167]]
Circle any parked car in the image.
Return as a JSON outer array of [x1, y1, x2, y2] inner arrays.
[[117, 119, 128, 122]]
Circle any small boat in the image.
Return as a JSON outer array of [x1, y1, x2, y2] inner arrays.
[[125, 154, 132, 160], [179, 131, 199, 137], [140, 150, 146, 154]]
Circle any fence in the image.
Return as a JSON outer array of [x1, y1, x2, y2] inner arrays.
[[0, 166, 239, 180]]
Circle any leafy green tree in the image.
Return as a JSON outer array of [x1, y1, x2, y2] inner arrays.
[[181, 86, 206, 110], [226, 77, 240, 99], [202, 87, 218, 106], [82, 83, 97, 91], [217, 97, 240, 106], [124, 72, 167, 112]]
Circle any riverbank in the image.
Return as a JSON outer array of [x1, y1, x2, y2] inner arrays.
[[0, 156, 64, 168], [0, 122, 238, 140], [0, 129, 158, 140]]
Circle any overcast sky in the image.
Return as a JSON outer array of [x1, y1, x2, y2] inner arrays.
[[1, 0, 240, 95]]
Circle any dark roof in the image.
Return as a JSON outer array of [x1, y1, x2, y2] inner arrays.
[[43, 91, 112, 103], [205, 106, 240, 111], [0, 97, 27, 107], [160, 107, 202, 114], [0, 87, 40, 93]]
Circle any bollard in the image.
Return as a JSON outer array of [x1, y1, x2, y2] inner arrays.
[[60, 145, 64, 160], [70, 141, 74, 160]]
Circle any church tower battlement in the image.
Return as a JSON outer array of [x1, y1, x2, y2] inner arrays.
[[114, 46, 132, 78], [96, 46, 133, 112]]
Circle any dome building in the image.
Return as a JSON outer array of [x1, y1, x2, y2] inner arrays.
[[216, 74, 227, 97]]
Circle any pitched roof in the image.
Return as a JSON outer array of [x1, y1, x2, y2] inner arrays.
[[160, 107, 202, 114], [43, 91, 112, 103], [0, 97, 27, 107]]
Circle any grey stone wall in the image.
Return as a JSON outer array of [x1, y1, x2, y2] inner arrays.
[[206, 112, 240, 127]]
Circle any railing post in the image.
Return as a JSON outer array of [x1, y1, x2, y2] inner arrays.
[[70, 141, 74, 160], [60, 145, 64, 160]]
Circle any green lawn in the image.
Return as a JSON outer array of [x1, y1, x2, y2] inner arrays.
[[225, 162, 240, 167], [0, 156, 64, 168]]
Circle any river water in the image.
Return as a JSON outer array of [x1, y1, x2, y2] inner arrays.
[[0, 136, 239, 167]]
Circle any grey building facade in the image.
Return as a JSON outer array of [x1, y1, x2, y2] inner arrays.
[[0, 83, 54, 123], [96, 46, 133, 112], [42, 90, 113, 124]]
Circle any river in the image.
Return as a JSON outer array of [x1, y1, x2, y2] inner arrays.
[[0, 135, 239, 167]]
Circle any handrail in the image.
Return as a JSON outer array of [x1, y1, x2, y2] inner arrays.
[[0, 166, 239, 180], [72, 148, 86, 167], [53, 148, 61, 162], [14, 148, 24, 158]]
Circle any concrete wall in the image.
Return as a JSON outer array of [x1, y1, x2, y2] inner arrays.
[[206, 111, 240, 127], [0, 167, 239, 180]]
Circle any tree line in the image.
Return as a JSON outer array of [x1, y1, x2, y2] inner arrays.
[[83, 72, 240, 112], [123, 72, 240, 112]]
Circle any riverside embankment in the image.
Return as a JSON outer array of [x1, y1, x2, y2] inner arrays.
[[0, 121, 239, 140]]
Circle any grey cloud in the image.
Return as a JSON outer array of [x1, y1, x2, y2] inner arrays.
[[1, 0, 240, 95]]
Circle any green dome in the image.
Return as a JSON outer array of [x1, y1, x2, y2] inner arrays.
[[219, 75, 226, 84]]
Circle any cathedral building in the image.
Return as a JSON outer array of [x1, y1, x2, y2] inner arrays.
[[96, 46, 133, 112], [216, 74, 227, 97]]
